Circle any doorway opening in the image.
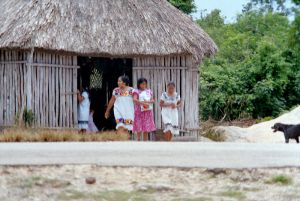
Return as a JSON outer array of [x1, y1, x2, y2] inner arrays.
[[78, 57, 133, 131]]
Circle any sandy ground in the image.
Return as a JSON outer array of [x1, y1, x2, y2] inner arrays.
[[0, 165, 299, 201], [213, 106, 300, 143]]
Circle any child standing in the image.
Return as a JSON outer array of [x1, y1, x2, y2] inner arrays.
[[160, 81, 182, 141], [133, 78, 156, 141], [77, 87, 90, 133], [105, 75, 134, 134]]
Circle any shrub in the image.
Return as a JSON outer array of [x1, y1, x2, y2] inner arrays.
[[268, 175, 293, 185], [22, 108, 35, 127]]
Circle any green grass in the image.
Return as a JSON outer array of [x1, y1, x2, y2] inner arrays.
[[58, 190, 153, 201], [15, 176, 71, 189], [267, 175, 293, 185], [219, 190, 246, 200], [174, 198, 213, 201], [19, 176, 43, 188], [258, 116, 273, 122], [188, 198, 213, 201]]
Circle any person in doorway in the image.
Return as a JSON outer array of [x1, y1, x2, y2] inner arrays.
[[105, 75, 134, 135], [77, 87, 90, 133], [132, 78, 156, 141], [160, 81, 182, 141]]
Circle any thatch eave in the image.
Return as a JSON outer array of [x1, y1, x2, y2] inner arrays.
[[0, 0, 217, 63]]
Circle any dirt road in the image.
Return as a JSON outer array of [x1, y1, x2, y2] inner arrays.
[[0, 142, 299, 168]]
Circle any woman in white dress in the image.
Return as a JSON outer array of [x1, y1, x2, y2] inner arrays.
[[160, 81, 182, 141], [105, 75, 134, 135]]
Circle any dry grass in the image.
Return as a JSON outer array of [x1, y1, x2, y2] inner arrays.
[[0, 128, 128, 142], [202, 129, 227, 142], [200, 118, 258, 142]]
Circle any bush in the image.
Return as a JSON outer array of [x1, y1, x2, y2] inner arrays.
[[267, 175, 293, 185], [22, 108, 35, 127]]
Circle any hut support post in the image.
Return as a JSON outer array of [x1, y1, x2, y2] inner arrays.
[[26, 48, 34, 110]]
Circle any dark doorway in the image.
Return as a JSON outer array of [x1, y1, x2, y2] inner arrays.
[[78, 57, 133, 131]]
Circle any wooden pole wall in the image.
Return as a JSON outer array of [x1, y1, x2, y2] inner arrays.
[[0, 50, 78, 128], [132, 55, 200, 134], [26, 48, 34, 110], [0, 50, 26, 126]]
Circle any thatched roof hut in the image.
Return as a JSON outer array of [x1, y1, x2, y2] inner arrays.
[[0, 0, 217, 134]]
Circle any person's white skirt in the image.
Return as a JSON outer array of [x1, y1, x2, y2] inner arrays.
[[114, 107, 134, 131], [161, 108, 179, 135], [78, 121, 88, 130]]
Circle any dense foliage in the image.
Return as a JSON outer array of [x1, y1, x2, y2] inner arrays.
[[167, 0, 196, 14], [198, 1, 300, 120]]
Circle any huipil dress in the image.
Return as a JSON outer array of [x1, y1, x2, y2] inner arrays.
[[160, 92, 181, 135], [132, 89, 156, 133], [112, 87, 135, 130]]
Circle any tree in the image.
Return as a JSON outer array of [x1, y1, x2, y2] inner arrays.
[[243, 0, 290, 14], [243, 0, 300, 15], [285, 12, 300, 107], [293, 0, 300, 5], [198, 10, 293, 120], [167, 0, 196, 15]]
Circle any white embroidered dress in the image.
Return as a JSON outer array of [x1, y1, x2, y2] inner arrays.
[[113, 87, 135, 130], [160, 92, 180, 135]]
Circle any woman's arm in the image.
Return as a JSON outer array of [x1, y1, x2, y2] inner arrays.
[[77, 91, 84, 103], [133, 94, 141, 105], [144, 98, 155, 104], [160, 100, 172, 107], [176, 100, 182, 108], [105, 96, 116, 119]]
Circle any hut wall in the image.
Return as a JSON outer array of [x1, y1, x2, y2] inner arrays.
[[0, 50, 27, 126], [0, 50, 78, 128], [132, 55, 199, 134]]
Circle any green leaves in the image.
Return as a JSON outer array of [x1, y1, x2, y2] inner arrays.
[[199, 9, 298, 120], [167, 0, 196, 15]]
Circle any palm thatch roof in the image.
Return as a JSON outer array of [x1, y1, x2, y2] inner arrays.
[[0, 0, 217, 61]]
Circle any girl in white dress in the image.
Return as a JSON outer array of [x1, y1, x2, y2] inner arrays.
[[105, 75, 134, 135], [77, 88, 90, 133], [160, 81, 182, 141]]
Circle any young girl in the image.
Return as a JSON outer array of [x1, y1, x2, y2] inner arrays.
[[133, 78, 156, 141], [77, 87, 90, 133], [160, 81, 182, 141], [105, 75, 134, 134]]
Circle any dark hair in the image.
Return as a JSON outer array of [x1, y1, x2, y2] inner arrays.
[[137, 77, 148, 89], [167, 81, 175, 87], [83, 86, 89, 92], [118, 75, 130, 86], [80, 85, 89, 93]]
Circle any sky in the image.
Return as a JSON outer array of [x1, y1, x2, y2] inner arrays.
[[193, 0, 249, 22]]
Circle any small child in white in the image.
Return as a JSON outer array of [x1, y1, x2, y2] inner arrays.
[[160, 81, 182, 141], [77, 87, 90, 133]]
